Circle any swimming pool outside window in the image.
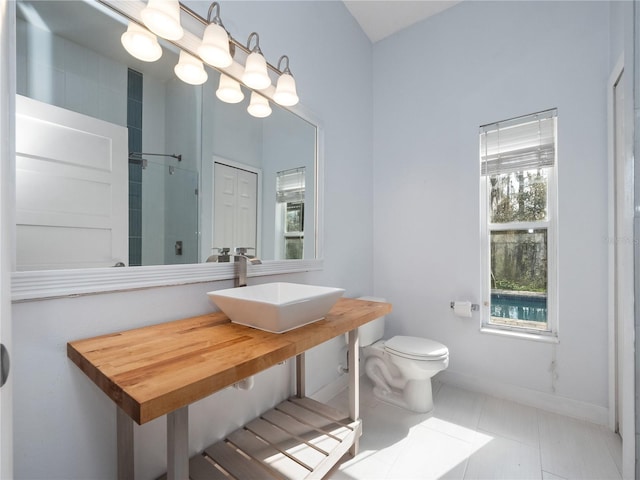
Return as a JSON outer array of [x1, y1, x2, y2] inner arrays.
[[480, 109, 558, 337]]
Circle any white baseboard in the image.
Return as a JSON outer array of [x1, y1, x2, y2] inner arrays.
[[438, 370, 610, 427], [312, 369, 610, 428]]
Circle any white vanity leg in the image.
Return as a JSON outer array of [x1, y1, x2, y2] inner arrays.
[[296, 353, 306, 398], [348, 328, 360, 456], [117, 407, 134, 480], [167, 406, 189, 480]]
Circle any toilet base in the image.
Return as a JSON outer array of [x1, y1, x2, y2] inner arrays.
[[372, 379, 434, 413]]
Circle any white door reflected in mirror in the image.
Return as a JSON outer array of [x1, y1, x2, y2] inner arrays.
[[213, 161, 259, 258], [15, 95, 128, 270]]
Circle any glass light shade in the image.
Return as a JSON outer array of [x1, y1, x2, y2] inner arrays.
[[141, 0, 184, 41], [273, 73, 299, 106], [247, 92, 272, 118], [121, 22, 162, 62], [198, 23, 232, 68], [242, 52, 271, 90], [174, 51, 208, 85], [216, 74, 244, 104]]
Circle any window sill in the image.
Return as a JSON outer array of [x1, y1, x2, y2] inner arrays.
[[480, 326, 559, 344]]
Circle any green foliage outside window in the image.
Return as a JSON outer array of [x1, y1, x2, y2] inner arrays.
[[489, 168, 548, 294], [490, 170, 547, 223]]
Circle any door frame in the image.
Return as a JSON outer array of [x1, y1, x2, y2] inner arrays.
[[0, 0, 15, 476], [607, 55, 635, 475]]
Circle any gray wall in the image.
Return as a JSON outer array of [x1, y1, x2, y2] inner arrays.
[[373, 0, 611, 415]]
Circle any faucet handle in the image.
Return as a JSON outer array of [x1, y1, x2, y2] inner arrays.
[[213, 247, 230, 254], [234, 247, 255, 255]]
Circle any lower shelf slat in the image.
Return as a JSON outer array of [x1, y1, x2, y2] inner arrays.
[[188, 455, 228, 480], [205, 440, 280, 479], [159, 397, 360, 480], [226, 428, 309, 479]]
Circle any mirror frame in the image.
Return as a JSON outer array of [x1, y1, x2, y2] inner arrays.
[[10, 0, 324, 301]]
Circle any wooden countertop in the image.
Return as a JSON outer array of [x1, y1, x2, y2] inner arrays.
[[67, 297, 391, 425]]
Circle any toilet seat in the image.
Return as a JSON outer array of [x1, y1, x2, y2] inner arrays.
[[385, 336, 449, 361]]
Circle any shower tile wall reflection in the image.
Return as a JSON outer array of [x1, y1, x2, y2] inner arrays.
[[127, 68, 143, 266]]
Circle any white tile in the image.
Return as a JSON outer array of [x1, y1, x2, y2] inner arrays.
[[542, 471, 567, 480], [328, 383, 623, 480], [29, 63, 65, 107], [420, 415, 482, 445], [464, 433, 541, 480], [98, 87, 127, 126], [434, 384, 485, 428], [63, 38, 89, 77], [386, 424, 476, 480], [357, 399, 427, 464], [99, 57, 127, 92], [602, 428, 622, 476], [329, 451, 394, 480], [477, 395, 539, 447], [17, 54, 28, 96], [538, 411, 621, 480], [429, 384, 485, 442], [64, 73, 98, 118]]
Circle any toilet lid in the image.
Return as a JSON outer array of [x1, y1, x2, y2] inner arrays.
[[385, 336, 449, 361]]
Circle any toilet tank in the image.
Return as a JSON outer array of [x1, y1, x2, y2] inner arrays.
[[355, 296, 386, 346]]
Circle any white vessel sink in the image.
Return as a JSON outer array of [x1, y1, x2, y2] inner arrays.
[[207, 282, 345, 333]]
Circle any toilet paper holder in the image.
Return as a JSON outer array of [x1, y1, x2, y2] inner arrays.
[[450, 302, 479, 311]]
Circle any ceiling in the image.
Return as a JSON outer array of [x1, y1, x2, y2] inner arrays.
[[343, 0, 462, 43]]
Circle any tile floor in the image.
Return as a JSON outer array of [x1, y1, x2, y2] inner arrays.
[[326, 378, 622, 480]]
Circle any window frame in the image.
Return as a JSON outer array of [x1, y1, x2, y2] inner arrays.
[[479, 113, 559, 340], [275, 168, 306, 260]]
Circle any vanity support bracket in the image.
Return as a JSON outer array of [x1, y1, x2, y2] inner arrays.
[[117, 407, 134, 480], [348, 328, 360, 456], [295, 353, 305, 398], [167, 406, 189, 480]]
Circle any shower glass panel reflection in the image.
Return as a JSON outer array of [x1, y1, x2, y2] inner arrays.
[[135, 159, 199, 266]]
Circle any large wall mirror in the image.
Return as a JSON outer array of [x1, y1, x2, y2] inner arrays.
[[12, 0, 322, 300]]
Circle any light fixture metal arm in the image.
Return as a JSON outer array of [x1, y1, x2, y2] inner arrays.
[[246, 32, 262, 54], [277, 55, 291, 75], [179, 3, 288, 78], [206, 1, 223, 26]]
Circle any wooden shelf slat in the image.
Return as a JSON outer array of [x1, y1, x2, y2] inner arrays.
[[205, 440, 280, 479], [226, 428, 310, 479], [261, 409, 340, 455]]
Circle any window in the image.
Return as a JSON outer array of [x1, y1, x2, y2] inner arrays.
[[276, 168, 305, 260], [480, 109, 557, 336]]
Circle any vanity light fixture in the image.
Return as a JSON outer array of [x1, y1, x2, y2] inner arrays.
[[273, 55, 299, 107], [141, 0, 184, 41], [216, 74, 244, 103], [119, 2, 303, 112], [121, 21, 163, 62], [247, 91, 272, 118], [174, 50, 208, 85], [197, 2, 233, 68], [242, 32, 271, 90]]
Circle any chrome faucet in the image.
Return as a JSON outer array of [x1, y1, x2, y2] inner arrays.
[[233, 247, 262, 287]]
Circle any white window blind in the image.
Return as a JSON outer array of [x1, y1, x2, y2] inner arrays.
[[481, 109, 557, 175], [276, 167, 305, 203]]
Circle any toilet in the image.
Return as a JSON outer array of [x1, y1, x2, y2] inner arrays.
[[356, 297, 449, 413]]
